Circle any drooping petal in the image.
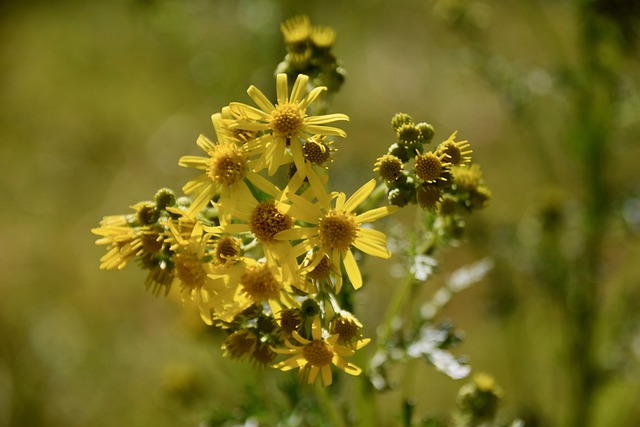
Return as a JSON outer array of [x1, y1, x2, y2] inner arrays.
[[321, 365, 333, 386], [342, 249, 363, 289], [289, 139, 307, 179], [333, 357, 362, 376], [353, 236, 391, 259], [357, 227, 389, 246], [307, 366, 320, 384], [305, 166, 331, 208]]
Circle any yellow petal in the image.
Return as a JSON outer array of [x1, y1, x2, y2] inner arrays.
[[274, 227, 317, 241], [196, 134, 216, 152], [344, 179, 376, 213], [304, 125, 347, 137], [276, 73, 289, 103], [357, 227, 388, 245], [247, 86, 275, 113], [321, 365, 333, 386], [305, 113, 349, 124], [343, 249, 362, 289], [353, 236, 391, 259], [290, 74, 309, 103], [178, 156, 207, 169], [356, 205, 399, 223], [298, 85, 326, 110]]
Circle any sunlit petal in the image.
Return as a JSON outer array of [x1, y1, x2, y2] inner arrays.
[[344, 179, 376, 213], [343, 249, 362, 289]]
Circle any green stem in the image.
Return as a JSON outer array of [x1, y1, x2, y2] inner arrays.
[[314, 382, 348, 427], [378, 274, 414, 346]]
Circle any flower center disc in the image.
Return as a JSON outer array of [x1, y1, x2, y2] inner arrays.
[[214, 236, 241, 264], [250, 201, 293, 243], [174, 253, 206, 290], [207, 146, 247, 186], [302, 341, 334, 367], [241, 265, 281, 302], [318, 211, 358, 252], [441, 143, 461, 165], [270, 104, 304, 138], [415, 153, 443, 182], [307, 255, 332, 280]]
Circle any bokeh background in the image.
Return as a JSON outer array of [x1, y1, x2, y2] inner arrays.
[[2, 0, 639, 426]]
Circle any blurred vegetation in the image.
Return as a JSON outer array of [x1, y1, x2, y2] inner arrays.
[[1, 0, 639, 426]]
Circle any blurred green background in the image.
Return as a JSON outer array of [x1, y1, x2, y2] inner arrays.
[[2, 0, 639, 426]]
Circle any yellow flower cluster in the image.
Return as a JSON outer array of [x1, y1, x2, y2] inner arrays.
[[93, 72, 397, 386]]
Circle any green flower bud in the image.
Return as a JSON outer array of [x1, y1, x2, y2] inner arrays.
[[374, 154, 403, 182], [155, 188, 176, 211], [391, 112, 413, 130], [388, 143, 411, 163], [136, 201, 159, 225], [417, 122, 435, 143], [301, 299, 321, 318], [455, 374, 502, 424], [397, 123, 421, 146], [417, 183, 442, 210]]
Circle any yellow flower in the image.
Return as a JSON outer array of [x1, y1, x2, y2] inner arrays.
[[167, 219, 212, 298], [92, 214, 138, 270], [93, 208, 177, 295], [228, 73, 349, 176], [204, 172, 306, 290], [276, 176, 398, 292], [272, 317, 369, 386], [200, 259, 253, 326], [234, 258, 297, 316], [280, 15, 311, 47], [437, 131, 472, 166], [178, 113, 268, 220]]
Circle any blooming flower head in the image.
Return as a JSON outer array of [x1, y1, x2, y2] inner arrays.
[[178, 113, 267, 220], [228, 73, 349, 176], [203, 172, 306, 290], [437, 131, 472, 166], [272, 316, 370, 386], [167, 219, 213, 298], [276, 176, 399, 292]]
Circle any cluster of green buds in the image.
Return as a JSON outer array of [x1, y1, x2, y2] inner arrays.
[[275, 15, 345, 93], [375, 113, 491, 215]]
